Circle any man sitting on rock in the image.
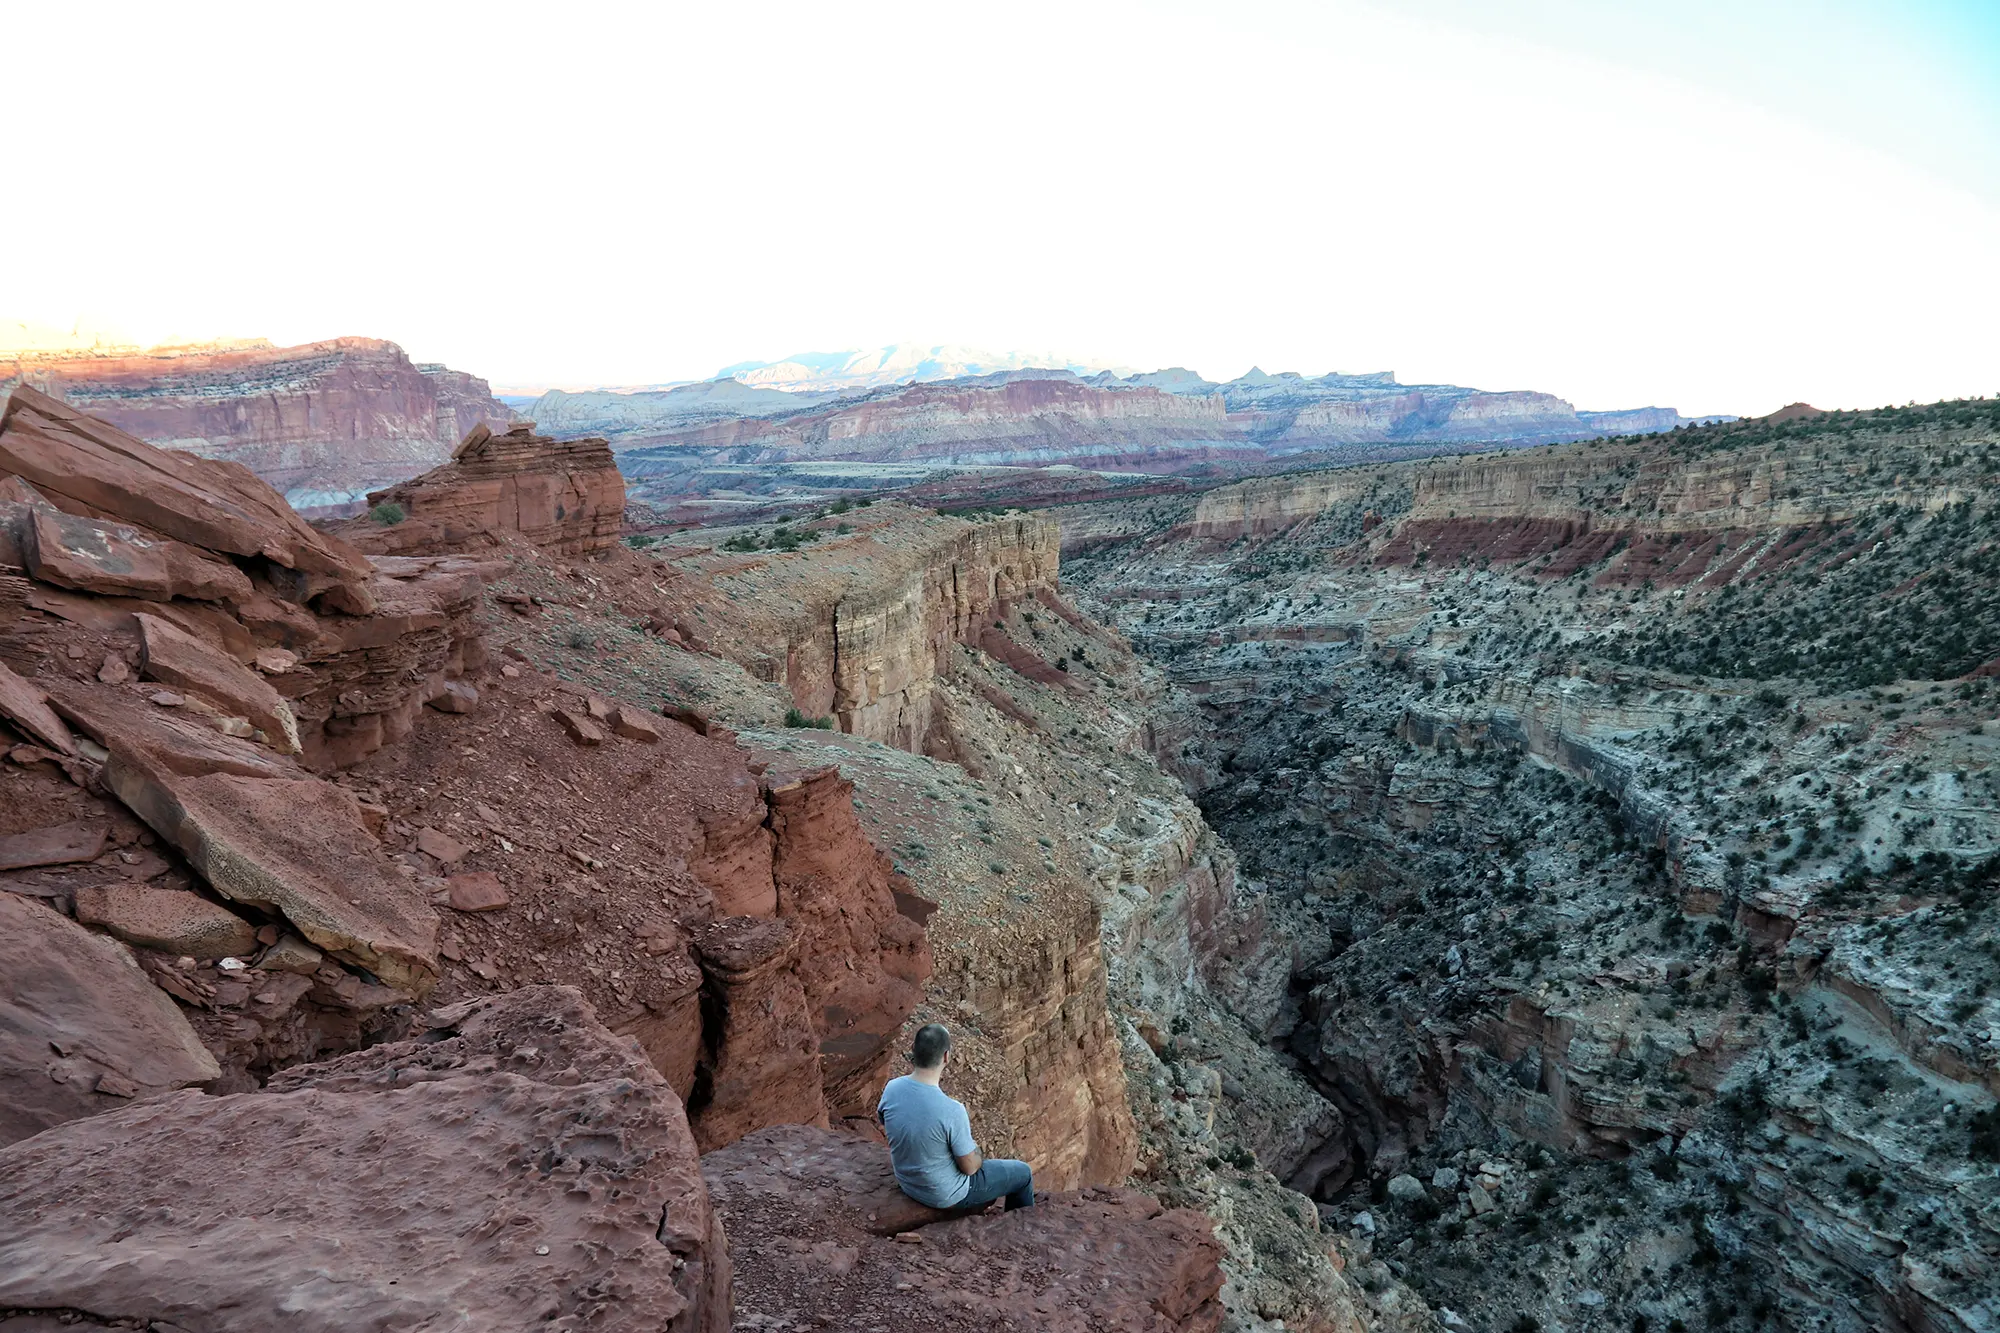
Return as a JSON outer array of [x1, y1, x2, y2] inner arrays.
[[878, 1023, 1035, 1213]]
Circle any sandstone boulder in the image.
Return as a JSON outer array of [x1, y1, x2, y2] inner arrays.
[[609, 703, 663, 742], [704, 1124, 1226, 1332], [135, 611, 300, 752], [0, 893, 220, 1146], [73, 882, 260, 960], [0, 986, 728, 1332]]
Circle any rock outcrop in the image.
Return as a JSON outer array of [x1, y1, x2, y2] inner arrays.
[[341, 421, 625, 557], [0, 986, 729, 1333], [1, 337, 514, 512], [704, 1124, 1227, 1333], [668, 504, 1059, 749], [0, 386, 491, 768]]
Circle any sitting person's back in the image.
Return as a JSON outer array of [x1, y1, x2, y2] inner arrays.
[[878, 1023, 1034, 1213]]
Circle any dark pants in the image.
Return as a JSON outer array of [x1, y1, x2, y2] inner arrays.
[[960, 1158, 1035, 1210]]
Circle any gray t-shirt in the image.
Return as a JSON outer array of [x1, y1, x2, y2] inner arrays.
[[878, 1075, 976, 1207]]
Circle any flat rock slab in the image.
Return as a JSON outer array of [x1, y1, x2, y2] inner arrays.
[[703, 1124, 1226, 1332], [0, 820, 107, 871], [22, 507, 251, 605], [555, 709, 605, 745], [444, 872, 508, 912], [112, 764, 439, 995], [0, 892, 220, 1147], [52, 682, 437, 995], [136, 612, 299, 754], [0, 660, 73, 755], [73, 882, 260, 961], [415, 827, 471, 864], [0, 986, 727, 1333]]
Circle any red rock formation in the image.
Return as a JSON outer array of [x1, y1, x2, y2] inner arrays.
[[0, 891, 220, 1146], [0, 987, 729, 1333], [339, 421, 625, 557], [692, 916, 827, 1148], [704, 1124, 1226, 1332], [1, 386, 377, 613], [1, 337, 514, 511], [679, 506, 1060, 749], [764, 765, 933, 1119]]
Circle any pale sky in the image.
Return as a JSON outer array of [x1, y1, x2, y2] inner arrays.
[[8, 0, 1998, 417]]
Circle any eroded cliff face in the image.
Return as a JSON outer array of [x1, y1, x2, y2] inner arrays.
[[660, 506, 1059, 748], [587, 505, 1420, 1333], [2, 337, 514, 512], [1060, 401, 2000, 1333], [603, 377, 1241, 471]]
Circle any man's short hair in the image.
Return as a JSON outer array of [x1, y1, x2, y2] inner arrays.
[[911, 1023, 951, 1069]]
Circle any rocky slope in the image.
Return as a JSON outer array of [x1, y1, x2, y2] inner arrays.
[[1057, 399, 2000, 1333], [0, 391, 1233, 1332], [1, 337, 514, 512]]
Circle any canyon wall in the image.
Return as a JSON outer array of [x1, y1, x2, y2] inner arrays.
[[620, 377, 1244, 471], [1059, 398, 2000, 1333], [673, 507, 1061, 747], [1, 338, 514, 512], [637, 509, 1407, 1331], [0, 393, 1239, 1331]]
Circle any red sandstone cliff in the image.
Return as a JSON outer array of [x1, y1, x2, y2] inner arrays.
[[1, 337, 514, 513]]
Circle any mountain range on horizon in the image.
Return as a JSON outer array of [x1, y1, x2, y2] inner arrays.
[[1, 331, 1732, 513]]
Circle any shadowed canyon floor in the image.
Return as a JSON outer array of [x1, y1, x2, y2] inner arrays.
[[1057, 400, 1999, 1333]]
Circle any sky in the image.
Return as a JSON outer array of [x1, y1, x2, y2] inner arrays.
[[6, 0, 1997, 417]]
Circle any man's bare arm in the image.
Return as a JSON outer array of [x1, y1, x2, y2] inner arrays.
[[955, 1150, 983, 1175]]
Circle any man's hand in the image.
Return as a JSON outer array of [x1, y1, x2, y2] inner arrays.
[[954, 1150, 983, 1176]]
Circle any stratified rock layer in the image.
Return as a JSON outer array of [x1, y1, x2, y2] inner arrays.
[[1, 337, 513, 511], [0, 987, 728, 1333], [346, 421, 625, 556]]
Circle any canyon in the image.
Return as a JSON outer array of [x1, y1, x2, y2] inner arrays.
[[1, 338, 514, 514], [1055, 399, 1999, 1333], [4, 380, 1992, 1333]]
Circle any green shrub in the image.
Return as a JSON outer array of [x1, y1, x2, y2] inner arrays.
[[369, 501, 406, 525], [783, 708, 834, 730]]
